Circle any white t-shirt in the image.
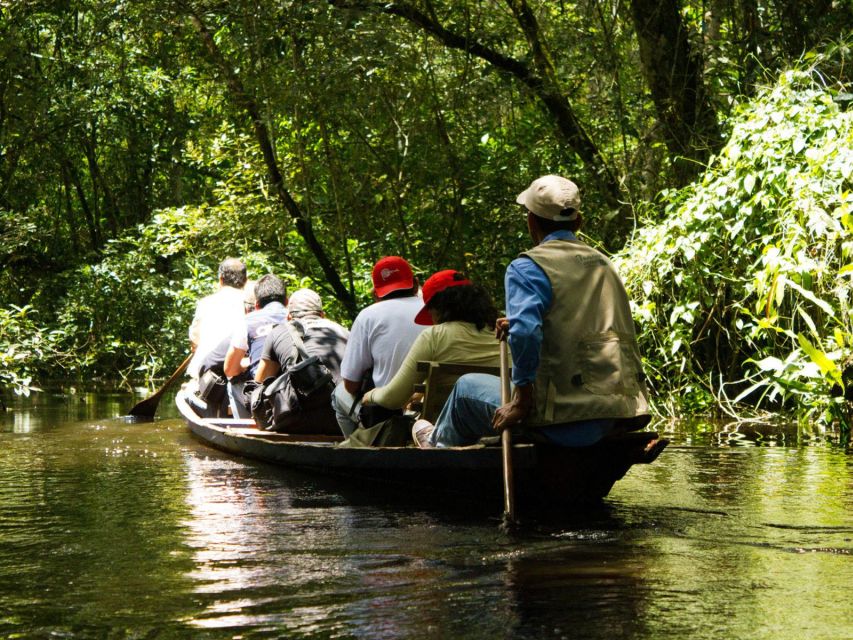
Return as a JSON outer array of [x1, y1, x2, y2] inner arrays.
[[187, 286, 246, 378], [340, 296, 426, 388]]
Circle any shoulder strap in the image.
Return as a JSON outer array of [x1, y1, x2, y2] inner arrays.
[[284, 320, 311, 362]]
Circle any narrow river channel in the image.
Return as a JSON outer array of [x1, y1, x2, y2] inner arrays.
[[1, 387, 850, 639]]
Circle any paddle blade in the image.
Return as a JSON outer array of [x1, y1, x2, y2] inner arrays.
[[125, 353, 193, 419], [127, 393, 161, 418]]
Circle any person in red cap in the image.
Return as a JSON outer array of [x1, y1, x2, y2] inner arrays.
[[422, 175, 650, 448], [332, 256, 427, 436], [358, 270, 502, 443]]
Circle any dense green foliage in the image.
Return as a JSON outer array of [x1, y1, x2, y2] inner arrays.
[[618, 66, 853, 426], [1, 1, 852, 432]]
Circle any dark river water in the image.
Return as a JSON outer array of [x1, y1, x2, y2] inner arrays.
[[1, 387, 851, 639]]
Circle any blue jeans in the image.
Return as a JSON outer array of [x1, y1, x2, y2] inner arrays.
[[228, 380, 252, 419], [431, 374, 502, 447], [430, 373, 616, 448], [332, 382, 360, 437]]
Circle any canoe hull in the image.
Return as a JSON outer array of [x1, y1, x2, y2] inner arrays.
[[177, 391, 666, 509]]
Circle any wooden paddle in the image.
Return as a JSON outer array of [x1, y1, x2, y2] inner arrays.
[[499, 339, 517, 524], [127, 353, 193, 419]]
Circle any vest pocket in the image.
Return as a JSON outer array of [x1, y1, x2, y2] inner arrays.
[[578, 331, 638, 395]]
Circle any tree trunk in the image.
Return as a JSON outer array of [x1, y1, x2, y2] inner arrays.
[[59, 163, 81, 254], [62, 157, 100, 250], [187, 11, 357, 317], [82, 130, 119, 238], [629, 0, 721, 185]]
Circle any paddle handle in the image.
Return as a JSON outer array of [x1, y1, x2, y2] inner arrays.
[[161, 353, 194, 392], [500, 339, 516, 523]]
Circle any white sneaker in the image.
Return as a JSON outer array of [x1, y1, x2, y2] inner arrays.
[[412, 419, 435, 449]]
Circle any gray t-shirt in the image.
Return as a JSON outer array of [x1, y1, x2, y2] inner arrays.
[[261, 318, 350, 382], [339, 296, 426, 387]]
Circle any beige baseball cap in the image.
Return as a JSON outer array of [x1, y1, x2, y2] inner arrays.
[[288, 288, 323, 318], [516, 175, 580, 221]]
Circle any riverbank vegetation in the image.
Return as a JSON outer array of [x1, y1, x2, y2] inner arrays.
[[1, 2, 851, 431]]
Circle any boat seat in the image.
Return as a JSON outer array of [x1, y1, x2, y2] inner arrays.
[[415, 361, 506, 423]]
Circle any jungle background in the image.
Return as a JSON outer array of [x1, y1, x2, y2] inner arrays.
[[1, 0, 851, 429]]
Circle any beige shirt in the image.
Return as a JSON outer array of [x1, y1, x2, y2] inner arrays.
[[363, 321, 501, 409]]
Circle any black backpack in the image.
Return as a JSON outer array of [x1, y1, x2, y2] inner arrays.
[[250, 321, 336, 432]]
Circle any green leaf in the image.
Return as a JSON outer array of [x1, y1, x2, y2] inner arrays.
[[755, 356, 784, 372], [797, 333, 841, 384], [786, 279, 835, 316]]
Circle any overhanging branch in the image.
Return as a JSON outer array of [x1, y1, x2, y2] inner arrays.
[[188, 11, 357, 316]]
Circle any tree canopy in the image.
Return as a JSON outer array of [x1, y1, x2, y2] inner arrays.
[[1, 1, 851, 430]]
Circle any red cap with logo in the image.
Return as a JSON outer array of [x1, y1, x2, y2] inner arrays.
[[414, 269, 472, 325], [372, 256, 415, 299]]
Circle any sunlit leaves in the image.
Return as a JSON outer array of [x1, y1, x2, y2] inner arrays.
[[0, 305, 51, 396], [616, 62, 853, 427]]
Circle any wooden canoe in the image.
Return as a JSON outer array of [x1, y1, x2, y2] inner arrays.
[[177, 390, 667, 509]]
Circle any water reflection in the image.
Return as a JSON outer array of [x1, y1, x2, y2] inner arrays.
[[0, 390, 850, 639], [502, 546, 648, 638], [1, 384, 180, 434], [657, 417, 840, 448], [179, 451, 468, 637]]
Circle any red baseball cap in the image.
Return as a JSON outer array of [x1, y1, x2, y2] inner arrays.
[[414, 269, 472, 325], [372, 256, 415, 298]]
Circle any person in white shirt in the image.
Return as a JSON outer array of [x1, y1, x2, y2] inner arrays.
[[332, 256, 426, 436], [187, 257, 248, 381]]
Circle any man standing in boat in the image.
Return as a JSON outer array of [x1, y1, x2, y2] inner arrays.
[[332, 256, 427, 436], [415, 175, 650, 448]]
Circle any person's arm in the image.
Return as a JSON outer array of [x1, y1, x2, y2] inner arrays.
[[255, 358, 280, 382], [338, 313, 372, 391], [492, 384, 534, 432], [255, 325, 291, 382], [224, 346, 247, 378], [489, 258, 552, 430], [189, 304, 203, 348], [343, 378, 362, 395], [224, 316, 252, 378], [504, 258, 552, 386], [362, 330, 431, 409]]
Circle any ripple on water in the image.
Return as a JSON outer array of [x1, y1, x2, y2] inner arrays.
[[0, 401, 851, 639]]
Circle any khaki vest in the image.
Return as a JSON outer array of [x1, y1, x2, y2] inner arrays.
[[520, 239, 649, 426]]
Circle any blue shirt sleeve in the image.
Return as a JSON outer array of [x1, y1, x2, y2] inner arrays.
[[505, 257, 553, 386]]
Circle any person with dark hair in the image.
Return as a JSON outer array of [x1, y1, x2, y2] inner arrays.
[[187, 257, 248, 380], [331, 256, 426, 436], [359, 270, 501, 420], [255, 288, 350, 383], [416, 175, 650, 448], [223, 274, 288, 417]]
